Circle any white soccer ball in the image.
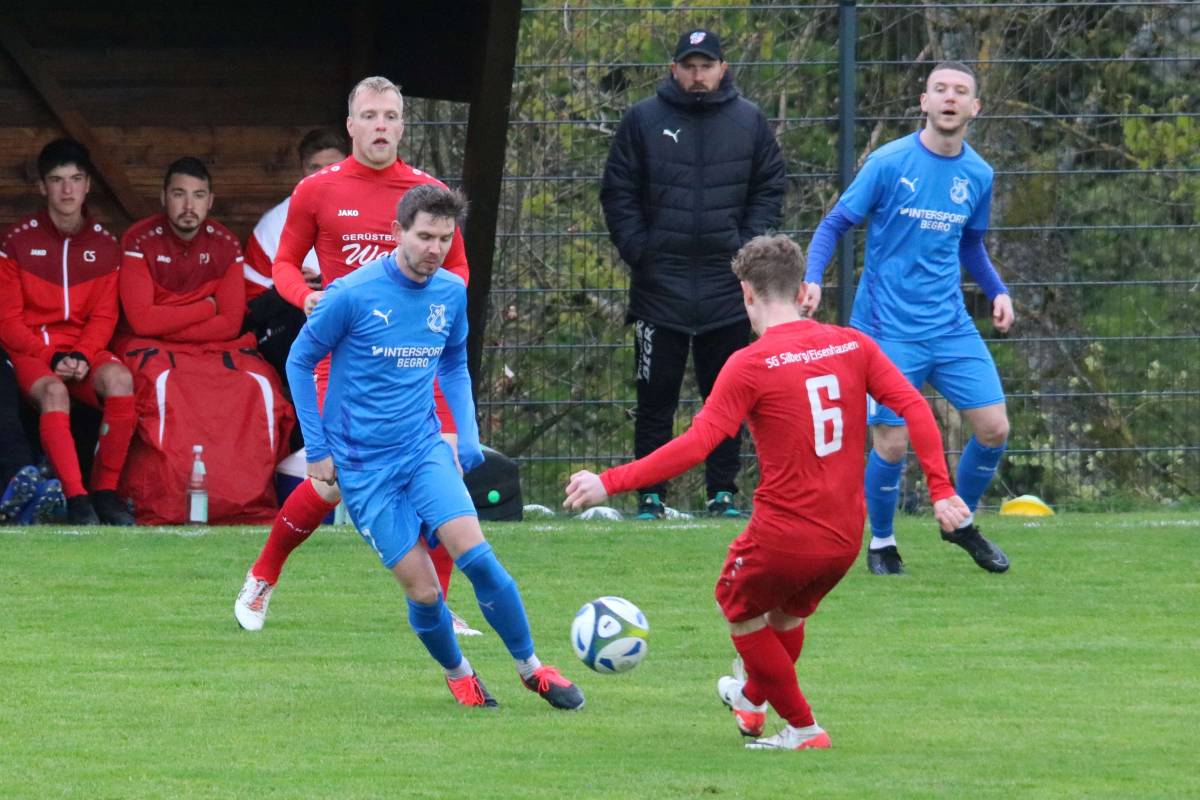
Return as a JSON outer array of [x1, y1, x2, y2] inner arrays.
[[570, 596, 649, 674]]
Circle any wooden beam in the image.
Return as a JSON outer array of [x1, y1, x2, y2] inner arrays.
[[462, 0, 522, 388], [0, 18, 150, 222]]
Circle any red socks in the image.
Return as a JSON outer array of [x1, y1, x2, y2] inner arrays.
[[251, 479, 336, 584], [92, 395, 136, 492], [40, 410, 85, 498], [775, 621, 806, 663], [429, 542, 454, 598], [732, 627, 815, 729]]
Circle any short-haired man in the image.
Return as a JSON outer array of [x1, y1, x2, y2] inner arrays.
[[804, 61, 1013, 576], [290, 184, 583, 710], [118, 158, 246, 344], [601, 29, 786, 519], [234, 76, 475, 635], [0, 138, 137, 525], [242, 129, 348, 388], [566, 234, 969, 749]]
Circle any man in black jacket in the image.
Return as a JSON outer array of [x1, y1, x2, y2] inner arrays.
[[601, 28, 786, 519]]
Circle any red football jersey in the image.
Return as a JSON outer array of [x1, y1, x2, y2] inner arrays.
[[602, 318, 955, 555], [119, 213, 246, 343], [0, 209, 121, 363], [272, 156, 469, 309]]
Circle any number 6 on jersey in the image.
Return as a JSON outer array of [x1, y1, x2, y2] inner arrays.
[[806, 375, 843, 456]]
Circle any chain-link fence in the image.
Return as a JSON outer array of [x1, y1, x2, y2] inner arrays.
[[465, 2, 1198, 513]]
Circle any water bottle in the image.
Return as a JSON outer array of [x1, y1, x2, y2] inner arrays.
[[187, 444, 208, 524]]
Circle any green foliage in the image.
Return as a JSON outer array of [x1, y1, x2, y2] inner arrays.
[[476, 3, 1199, 509]]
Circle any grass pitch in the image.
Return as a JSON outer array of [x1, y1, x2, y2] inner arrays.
[[1, 511, 1196, 799]]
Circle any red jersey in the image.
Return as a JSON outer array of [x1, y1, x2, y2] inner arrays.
[[0, 209, 121, 364], [119, 214, 246, 343], [602, 319, 955, 556], [272, 156, 469, 309]]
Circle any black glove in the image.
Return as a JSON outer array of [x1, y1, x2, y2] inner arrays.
[[49, 351, 89, 370]]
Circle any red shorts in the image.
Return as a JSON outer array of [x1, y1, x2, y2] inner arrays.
[[714, 531, 858, 623], [12, 350, 125, 409]]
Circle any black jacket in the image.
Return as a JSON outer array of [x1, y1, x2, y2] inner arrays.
[[601, 71, 786, 334]]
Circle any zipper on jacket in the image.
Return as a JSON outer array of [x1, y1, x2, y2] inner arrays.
[[61, 238, 71, 321]]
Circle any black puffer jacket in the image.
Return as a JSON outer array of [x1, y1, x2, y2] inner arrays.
[[601, 71, 786, 334]]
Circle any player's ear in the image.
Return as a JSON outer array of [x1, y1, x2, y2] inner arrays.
[[390, 219, 403, 242], [740, 280, 754, 306]]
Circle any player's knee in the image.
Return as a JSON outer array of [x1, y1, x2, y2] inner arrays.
[[457, 541, 511, 594], [405, 596, 445, 631], [405, 584, 443, 608], [872, 430, 908, 463], [976, 417, 1010, 447], [101, 365, 134, 396], [39, 380, 70, 411]]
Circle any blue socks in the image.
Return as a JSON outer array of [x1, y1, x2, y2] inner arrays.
[[955, 436, 1007, 512], [865, 449, 904, 543], [457, 541, 535, 660], [407, 596, 462, 670]]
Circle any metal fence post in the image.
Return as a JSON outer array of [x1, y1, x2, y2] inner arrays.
[[837, 0, 857, 325]]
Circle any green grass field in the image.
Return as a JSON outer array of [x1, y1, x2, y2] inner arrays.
[[2, 512, 1197, 799]]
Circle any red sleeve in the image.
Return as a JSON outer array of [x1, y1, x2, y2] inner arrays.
[[273, 187, 319, 309], [861, 336, 955, 502], [163, 256, 246, 343], [243, 232, 271, 275], [443, 228, 469, 285], [600, 354, 754, 496], [601, 417, 727, 496], [119, 251, 214, 336], [72, 271, 120, 361], [0, 256, 54, 362]]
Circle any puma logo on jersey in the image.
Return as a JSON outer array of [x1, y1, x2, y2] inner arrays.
[[29, 248, 47, 256], [337, 209, 360, 217], [899, 176, 919, 193], [662, 128, 681, 143], [371, 308, 393, 325]]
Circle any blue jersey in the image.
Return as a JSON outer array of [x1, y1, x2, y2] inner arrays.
[[837, 132, 994, 341], [286, 252, 482, 473]]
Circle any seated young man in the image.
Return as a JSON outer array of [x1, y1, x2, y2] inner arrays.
[[114, 158, 293, 525], [566, 235, 968, 750], [0, 139, 137, 525], [118, 157, 245, 346]]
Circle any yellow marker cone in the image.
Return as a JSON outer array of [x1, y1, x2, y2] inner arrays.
[[999, 494, 1054, 516]]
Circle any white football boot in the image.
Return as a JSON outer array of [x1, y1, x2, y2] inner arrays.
[[746, 724, 832, 750], [234, 572, 274, 631], [717, 675, 768, 737], [450, 607, 483, 637]]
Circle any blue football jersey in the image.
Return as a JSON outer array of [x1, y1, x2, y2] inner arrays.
[[286, 252, 479, 473], [837, 131, 994, 340]]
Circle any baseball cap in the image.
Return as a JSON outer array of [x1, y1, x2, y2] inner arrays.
[[673, 29, 723, 62]]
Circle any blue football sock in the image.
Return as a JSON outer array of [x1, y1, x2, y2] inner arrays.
[[865, 449, 905, 542], [457, 541, 535, 661], [956, 436, 1007, 513], [406, 596, 463, 671]]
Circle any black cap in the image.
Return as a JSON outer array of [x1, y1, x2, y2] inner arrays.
[[673, 29, 723, 62]]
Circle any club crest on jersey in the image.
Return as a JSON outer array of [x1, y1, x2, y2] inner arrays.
[[950, 176, 970, 204], [427, 304, 447, 333]]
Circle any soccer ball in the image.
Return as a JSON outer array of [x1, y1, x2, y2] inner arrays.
[[570, 596, 649, 674]]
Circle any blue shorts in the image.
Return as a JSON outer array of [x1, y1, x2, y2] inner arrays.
[[868, 333, 1005, 427], [336, 438, 478, 569]]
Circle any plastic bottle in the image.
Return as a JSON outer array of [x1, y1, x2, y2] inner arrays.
[[187, 444, 208, 524]]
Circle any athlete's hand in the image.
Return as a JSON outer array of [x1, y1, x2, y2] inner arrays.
[[992, 294, 1014, 333], [303, 290, 325, 316], [307, 456, 337, 485], [71, 360, 90, 381], [933, 494, 971, 532], [564, 470, 609, 512], [800, 283, 822, 317], [301, 266, 323, 291]]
